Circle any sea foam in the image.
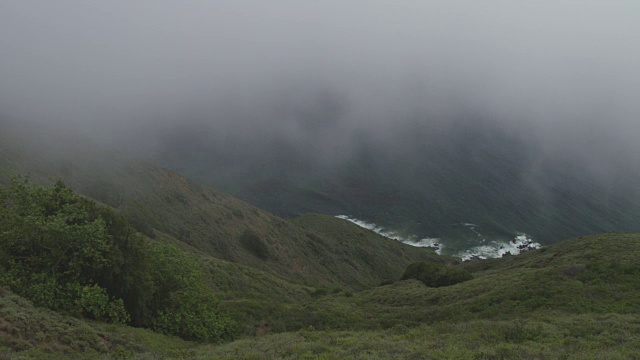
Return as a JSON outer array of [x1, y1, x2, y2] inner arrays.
[[336, 215, 443, 254], [335, 215, 541, 260], [456, 233, 541, 261]]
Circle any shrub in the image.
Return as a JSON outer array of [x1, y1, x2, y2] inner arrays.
[[402, 262, 472, 287], [73, 284, 130, 324], [239, 230, 269, 260], [0, 178, 130, 323], [0, 178, 234, 341], [148, 242, 236, 341]]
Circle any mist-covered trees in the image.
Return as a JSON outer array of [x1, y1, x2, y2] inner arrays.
[[0, 178, 234, 341]]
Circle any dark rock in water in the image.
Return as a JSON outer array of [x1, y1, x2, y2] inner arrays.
[[516, 238, 537, 252], [465, 255, 485, 261]]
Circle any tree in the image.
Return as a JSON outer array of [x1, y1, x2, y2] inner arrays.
[[0, 177, 235, 341], [148, 242, 235, 341], [0, 177, 128, 323]]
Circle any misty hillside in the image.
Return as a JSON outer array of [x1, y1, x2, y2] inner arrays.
[[3, 1, 640, 258], [129, 115, 640, 256], [3, 1, 640, 358], [0, 119, 438, 290], [2, 106, 640, 360], [4, 187, 640, 360]]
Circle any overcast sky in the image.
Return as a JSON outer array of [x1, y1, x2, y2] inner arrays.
[[1, 1, 639, 163]]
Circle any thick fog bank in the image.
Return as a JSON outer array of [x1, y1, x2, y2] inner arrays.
[[2, 1, 639, 245]]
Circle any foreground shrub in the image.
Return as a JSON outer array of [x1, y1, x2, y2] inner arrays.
[[148, 242, 235, 341], [0, 178, 234, 341], [0, 178, 132, 324]]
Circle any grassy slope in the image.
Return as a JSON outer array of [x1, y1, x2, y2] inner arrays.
[[201, 314, 640, 359], [197, 233, 640, 359], [2, 119, 640, 358], [2, 231, 640, 358], [284, 233, 640, 331], [0, 288, 193, 359]]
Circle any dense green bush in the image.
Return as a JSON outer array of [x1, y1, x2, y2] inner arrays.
[[0, 178, 131, 323], [402, 261, 472, 287], [239, 230, 269, 260], [148, 242, 235, 341], [0, 178, 234, 341]]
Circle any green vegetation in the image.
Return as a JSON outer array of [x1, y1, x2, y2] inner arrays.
[[402, 261, 472, 287], [0, 121, 438, 291], [5, 231, 639, 359], [2, 122, 640, 359], [147, 243, 234, 341], [0, 178, 234, 343], [200, 314, 640, 359], [0, 288, 192, 358], [0, 178, 134, 324], [238, 230, 269, 260]]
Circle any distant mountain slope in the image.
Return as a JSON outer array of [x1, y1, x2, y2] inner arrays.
[[135, 117, 640, 253], [0, 119, 437, 290]]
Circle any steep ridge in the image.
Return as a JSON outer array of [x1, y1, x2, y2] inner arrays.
[[0, 119, 437, 290]]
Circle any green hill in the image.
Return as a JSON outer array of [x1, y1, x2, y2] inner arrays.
[[0, 120, 437, 291], [201, 233, 640, 359], [2, 119, 640, 359], [3, 229, 640, 358]]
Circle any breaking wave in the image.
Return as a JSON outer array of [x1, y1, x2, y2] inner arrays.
[[456, 233, 541, 261], [335, 215, 541, 260], [336, 215, 443, 254]]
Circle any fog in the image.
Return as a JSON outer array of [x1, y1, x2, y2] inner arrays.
[[2, 1, 639, 171]]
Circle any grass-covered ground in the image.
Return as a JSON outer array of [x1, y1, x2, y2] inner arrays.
[[200, 314, 640, 359], [200, 232, 640, 359], [0, 289, 192, 359], [2, 233, 640, 359]]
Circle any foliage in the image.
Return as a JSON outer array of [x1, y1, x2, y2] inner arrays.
[[402, 261, 472, 287], [0, 178, 130, 323], [2, 177, 640, 358], [238, 230, 269, 260], [3, 121, 640, 358], [73, 283, 130, 324], [0, 178, 233, 342], [1, 120, 442, 293], [148, 242, 235, 342], [200, 314, 640, 360], [0, 288, 191, 358]]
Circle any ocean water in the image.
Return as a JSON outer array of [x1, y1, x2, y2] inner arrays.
[[336, 215, 541, 260]]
